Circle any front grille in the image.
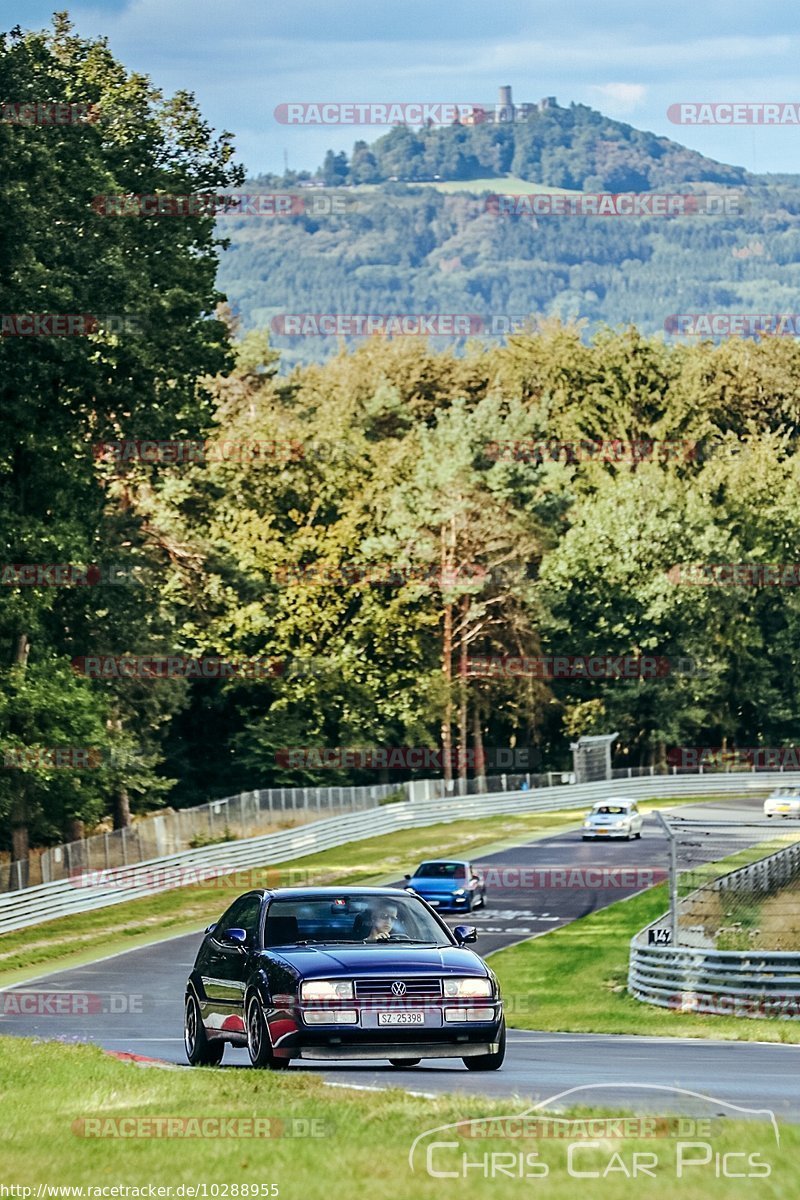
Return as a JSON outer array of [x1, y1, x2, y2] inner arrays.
[[354, 977, 443, 1000]]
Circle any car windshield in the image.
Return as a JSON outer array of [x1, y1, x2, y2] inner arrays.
[[414, 862, 467, 878], [263, 894, 452, 947], [593, 805, 627, 815]]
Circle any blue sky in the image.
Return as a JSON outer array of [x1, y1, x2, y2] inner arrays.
[[4, 1, 800, 176]]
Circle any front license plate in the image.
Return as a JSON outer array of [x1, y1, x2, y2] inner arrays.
[[596, 829, 609, 834], [378, 1011, 425, 1026], [777, 806, 790, 812]]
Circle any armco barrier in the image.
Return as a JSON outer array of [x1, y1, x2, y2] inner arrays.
[[0, 771, 779, 936], [629, 840, 800, 1018]]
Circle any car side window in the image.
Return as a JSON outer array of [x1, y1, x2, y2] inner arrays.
[[217, 894, 263, 945]]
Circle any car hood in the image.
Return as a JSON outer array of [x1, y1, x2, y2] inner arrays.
[[408, 877, 467, 891], [260, 945, 487, 977]]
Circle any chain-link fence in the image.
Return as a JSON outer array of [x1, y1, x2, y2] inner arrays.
[[657, 812, 800, 950], [0, 780, 408, 892]]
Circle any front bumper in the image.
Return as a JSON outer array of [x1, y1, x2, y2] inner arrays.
[[297, 1039, 499, 1061], [266, 999, 502, 1061], [583, 827, 631, 838], [411, 893, 472, 911]]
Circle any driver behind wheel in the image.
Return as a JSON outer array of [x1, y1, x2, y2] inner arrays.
[[354, 903, 399, 941]]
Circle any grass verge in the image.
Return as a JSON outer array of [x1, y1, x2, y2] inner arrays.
[[0, 1037, 794, 1197]]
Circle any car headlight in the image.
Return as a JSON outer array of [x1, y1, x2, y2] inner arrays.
[[453, 888, 466, 896], [300, 980, 354, 1001], [583, 821, 593, 828], [443, 977, 493, 998]]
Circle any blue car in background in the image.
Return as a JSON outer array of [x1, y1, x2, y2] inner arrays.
[[403, 860, 486, 912]]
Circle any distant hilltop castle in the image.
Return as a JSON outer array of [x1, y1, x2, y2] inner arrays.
[[461, 86, 558, 126]]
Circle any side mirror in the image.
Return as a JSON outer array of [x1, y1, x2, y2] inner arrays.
[[223, 927, 247, 946], [205, 922, 217, 935], [404, 874, 411, 880], [453, 925, 478, 944]]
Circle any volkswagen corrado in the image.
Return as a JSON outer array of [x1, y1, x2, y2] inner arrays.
[[184, 887, 505, 1071]]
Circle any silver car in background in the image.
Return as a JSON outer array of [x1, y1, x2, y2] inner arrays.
[[763, 787, 800, 818], [582, 799, 643, 840]]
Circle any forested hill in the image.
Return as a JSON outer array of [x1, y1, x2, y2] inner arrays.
[[264, 103, 752, 190], [217, 103, 800, 370]]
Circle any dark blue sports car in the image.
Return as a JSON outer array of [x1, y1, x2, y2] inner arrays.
[[403, 859, 486, 911], [184, 886, 505, 1071]]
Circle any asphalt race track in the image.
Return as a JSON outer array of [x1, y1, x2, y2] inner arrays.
[[2, 795, 799, 1120]]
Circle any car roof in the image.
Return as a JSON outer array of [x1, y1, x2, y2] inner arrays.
[[591, 798, 632, 807], [415, 859, 469, 867], [262, 886, 414, 899]]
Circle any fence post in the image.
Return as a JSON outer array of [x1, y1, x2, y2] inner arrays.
[[656, 811, 679, 947]]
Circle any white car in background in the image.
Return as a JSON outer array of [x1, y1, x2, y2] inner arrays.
[[582, 799, 643, 840], [763, 788, 800, 818]]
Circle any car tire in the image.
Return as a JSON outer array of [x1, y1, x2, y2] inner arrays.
[[635, 830, 642, 839], [184, 992, 224, 1066], [388, 1059, 421, 1068], [463, 1019, 506, 1071], [246, 994, 288, 1070]]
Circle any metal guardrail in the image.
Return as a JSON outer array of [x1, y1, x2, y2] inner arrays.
[[629, 839, 800, 1018], [0, 770, 780, 936], [6, 780, 409, 893]]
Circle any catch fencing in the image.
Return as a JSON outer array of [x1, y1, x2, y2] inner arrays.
[[629, 815, 800, 1017], [3, 781, 409, 892]]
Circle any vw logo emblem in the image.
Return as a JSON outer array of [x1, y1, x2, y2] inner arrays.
[[391, 981, 406, 997]]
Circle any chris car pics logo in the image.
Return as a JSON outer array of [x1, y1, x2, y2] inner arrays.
[[409, 1085, 778, 1180]]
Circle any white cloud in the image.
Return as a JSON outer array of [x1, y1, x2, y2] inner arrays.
[[590, 83, 647, 115]]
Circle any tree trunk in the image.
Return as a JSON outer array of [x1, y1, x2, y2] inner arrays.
[[68, 818, 85, 842], [113, 786, 132, 830], [458, 595, 469, 790], [472, 701, 487, 794], [440, 525, 453, 792], [10, 633, 31, 873]]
